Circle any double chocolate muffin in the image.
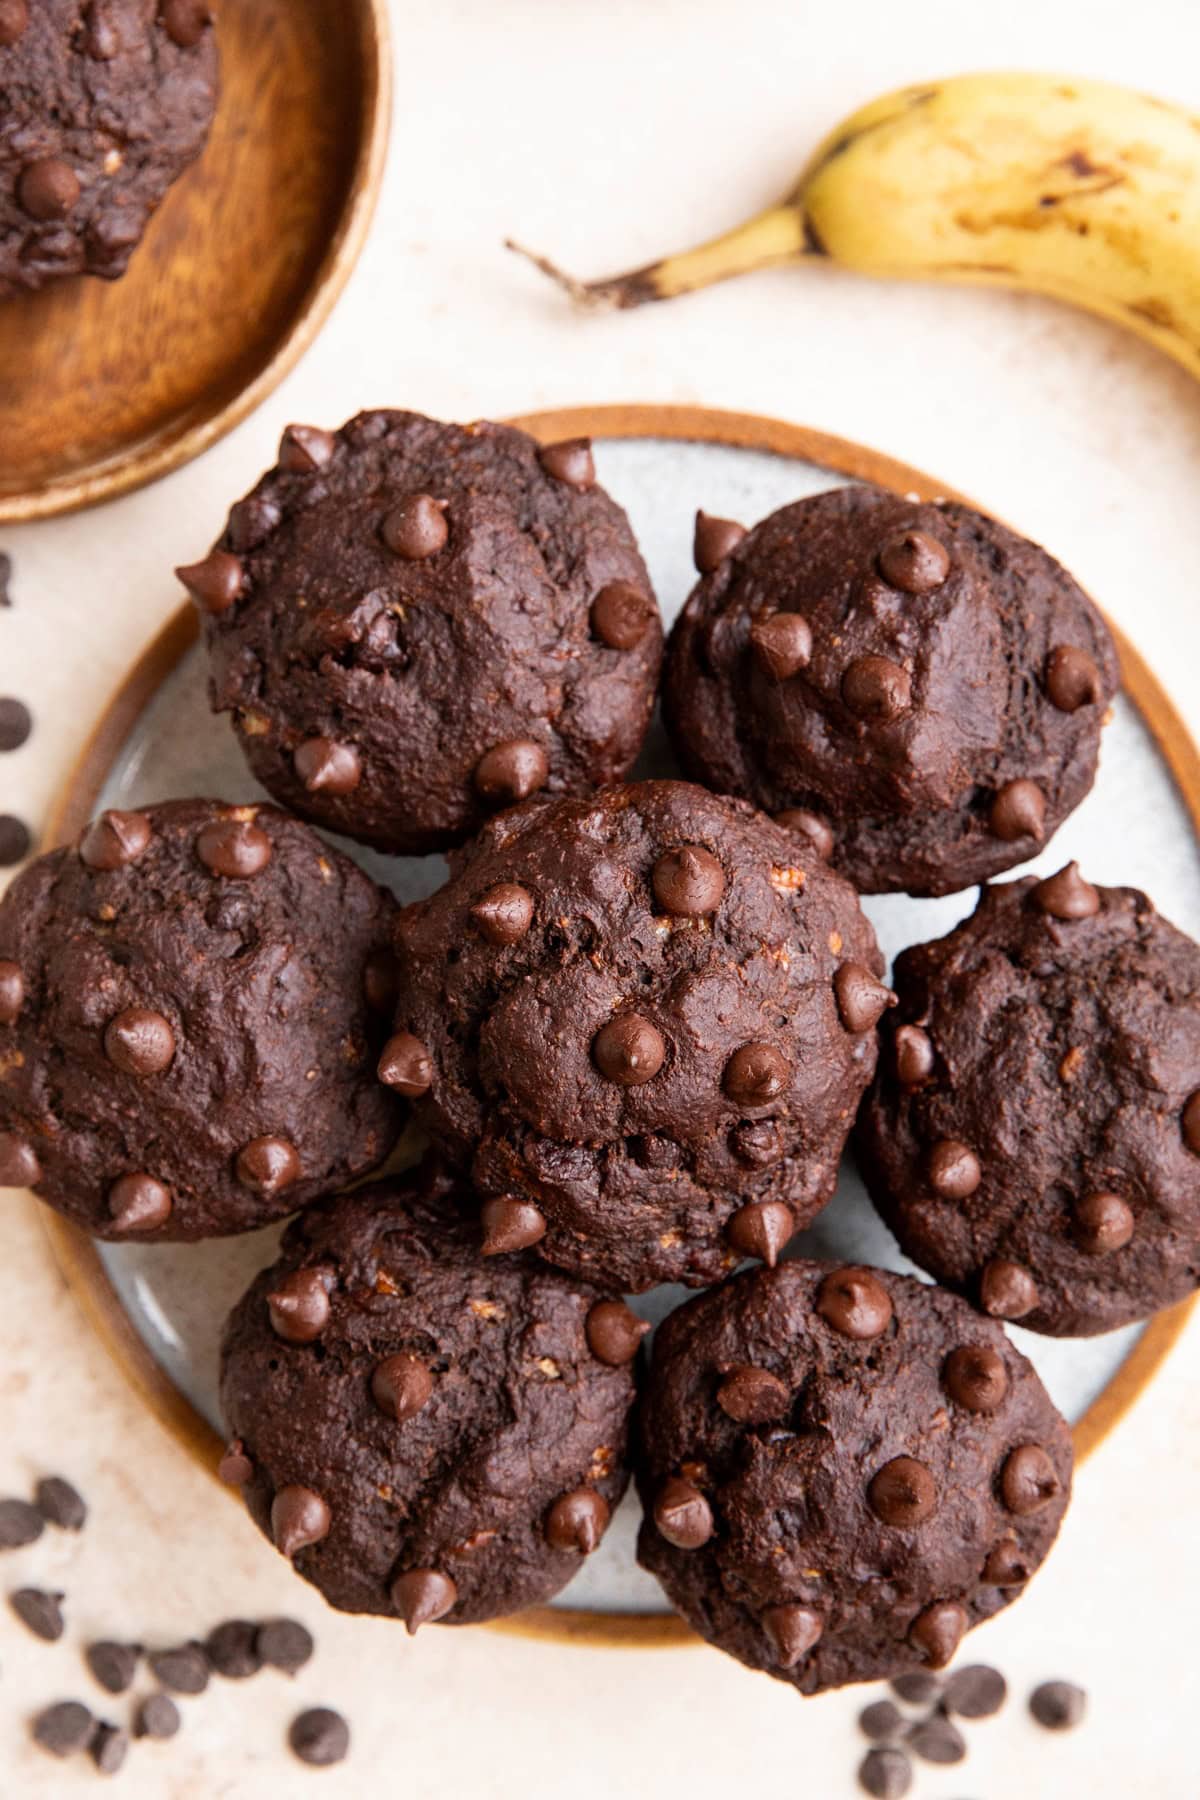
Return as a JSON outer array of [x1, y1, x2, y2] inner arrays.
[[1, 0, 218, 298], [385, 780, 887, 1292], [0, 799, 402, 1239], [183, 411, 662, 855], [664, 486, 1118, 896], [636, 1261, 1072, 1693], [858, 866, 1200, 1335], [220, 1165, 640, 1626]]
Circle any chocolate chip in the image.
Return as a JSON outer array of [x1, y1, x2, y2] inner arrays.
[[1184, 1090, 1200, 1154], [943, 1344, 1008, 1413], [256, 1617, 314, 1675], [750, 613, 813, 681], [0, 697, 32, 751], [943, 1663, 1008, 1718], [480, 1196, 547, 1255], [108, 1173, 172, 1232], [0, 1497, 43, 1547], [538, 438, 595, 489], [591, 582, 655, 650], [927, 1138, 982, 1199], [196, 817, 272, 879], [842, 655, 912, 721], [878, 530, 950, 594], [268, 1268, 332, 1343], [294, 737, 362, 795], [176, 549, 243, 614], [761, 1603, 822, 1667], [652, 845, 726, 917], [19, 158, 80, 220], [726, 1199, 795, 1267], [893, 1024, 935, 1087], [593, 1012, 666, 1085], [135, 1694, 180, 1739], [585, 1299, 649, 1365], [980, 1259, 1039, 1320], [859, 1699, 904, 1741], [834, 963, 895, 1032], [289, 1706, 350, 1767], [103, 1006, 175, 1076], [279, 424, 337, 473], [470, 882, 535, 945], [716, 1364, 790, 1423], [218, 1440, 253, 1486], [0, 815, 31, 866], [0, 1131, 41, 1186], [229, 496, 281, 553], [909, 1599, 968, 1669], [381, 494, 449, 559], [10, 1587, 65, 1641], [545, 1487, 609, 1554], [722, 1041, 789, 1105], [1032, 862, 1100, 920], [474, 738, 549, 804], [982, 1538, 1031, 1586], [148, 1643, 210, 1695], [774, 808, 835, 860], [816, 1267, 894, 1340], [1045, 645, 1102, 712], [206, 1619, 262, 1679], [906, 1714, 966, 1764], [362, 950, 399, 1015], [868, 1457, 937, 1528], [989, 778, 1046, 842], [0, 960, 22, 1024], [0, 0, 28, 46], [32, 1700, 94, 1758], [1073, 1190, 1134, 1254], [390, 1568, 457, 1633], [653, 1477, 714, 1549], [237, 1136, 301, 1197], [378, 1031, 434, 1096], [890, 1672, 942, 1705], [693, 511, 746, 573], [999, 1444, 1061, 1515], [79, 809, 150, 870], [86, 1641, 139, 1694], [161, 0, 213, 46], [857, 1746, 913, 1798], [371, 1354, 433, 1422], [1029, 1680, 1087, 1731], [271, 1486, 331, 1558]]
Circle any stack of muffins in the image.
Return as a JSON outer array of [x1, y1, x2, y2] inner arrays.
[[2, 411, 1197, 1697]]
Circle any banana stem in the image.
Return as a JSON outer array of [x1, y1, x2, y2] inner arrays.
[[506, 204, 813, 310]]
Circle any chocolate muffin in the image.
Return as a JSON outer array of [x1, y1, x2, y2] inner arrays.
[[663, 486, 1118, 897], [0, 799, 402, 1239], [636, 1260, 1072, 1694], [858, 865, 1200, 1336], [1, 0, 218, 299], [220, 1163, 639, 1625], [182, 411, 662, 855], [386, 780, 886, 1292]]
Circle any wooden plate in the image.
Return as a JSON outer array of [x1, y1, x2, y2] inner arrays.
[[0, 0, 390, 523], [36, 404, 1200, 1646]]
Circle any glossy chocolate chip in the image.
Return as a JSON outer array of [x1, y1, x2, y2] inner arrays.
[[0, 1132, 41, 1187], [594, 1013, 666, 1085], [538, 439, 595, 489], [943, 1344, 1008, 1412], [1045, 645, 1102, 712], [762, 1603, 823, 1668], [723, 1041, 789, 1105], [371, 1354, 433, 1423], [545, 1488, 610, 1554], [19, 159, 80, 220], [79, 809, 150, 870], [693, 511, 746, 573], [271, 1486, 331, 1558], [726, 1200, 794, 1267], [868, 1457, 937, 1527], [382, 494, 449, 559], [989, 778, 1046, 842], [161, 0, 213, 46], [652, 845, 726, 916], [470, 882, 534, 945], [982, 1538, 1031, 1586], [750, 613, 813, 681], [1073, 1191, 1134, 1254], [878, 530, 950, 595], [980, 1259, 1038, 1320], [927, 1139, 981, 1200], [842, 655, 911, 721], [999, 1444, 1061, 1515], [480, 1196, 547, 1255], [893, 1024, 935, 1087], [176, 549, 243, 614], [103, 1007, 175, 1076], [1032, 862, 1100, 920], [585, 1299, 649, 1365], [196, 817, 272, 879], [835, 963, 895, 1032], [474, 739, 549, 804], [236, 1136, 301, 1196], [279, 424, 336, 473], [267, 1269, 332, 1343], [294, 738, 362, 795], [108, 1173, 172, 1233], [908, 1599, 967, 1669], [816, 1267, 894, 1339], [653, 1477, 714, 1549], [591, 582, 655, 649], [716, 1364, 790, 1423], [391, 1568, 457, 1633]]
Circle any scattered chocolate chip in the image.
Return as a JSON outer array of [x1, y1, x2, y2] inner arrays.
[[279, 424, 337, 473], [0, 697, 32, 752], [79, 808, 150, 870], [750, 612, 813, 681], [236, 1136, 301, 1197], [1032, 862, 1100, 920], [761, 1603, 822, 1668], [1029, 1679, 1087, 1731], [859, 1699, 904, 1741], [906, 1714, 966, 1765], [653, 1477, 714, 1549], [1045, 645, 1102, 712], [0, 814, 32, 865], [693, 511, 746, 573], [858, 1745, 913, 1798], [652, 844, 726, 917], [591, 582, 655, 650], [927, 1139, 982, 1199], [842, 655, 912, 721], [943, 1663, 1008, 1719], [0, 0, 28, 47], [834, 963, 895, 1033], [726, 1199, 794, 1267], [891, 1671, 942, 1705], [723, 1041, 789, 1105], [268, 1268, 332, 1343], [909, 1600, 968, 1669], [108, 1172, 173, 1232], [289, 1706, 350, 1767], [474, 738, 549, 804], [868, 1457, 937, 1528], [34, 1475, 86, 1531], [382, 494, 449, 560], [218, 1439, 253, 1486], [1073, 1190, 1134, 1254], [378, 1030, 433, 1096], [271, 1486, 331, 1559], [256, 1617, 315, 1675], [470, 882, 535, 945], [161, 0, 213, 47], [980, 1259, 1039, 1320], [0, 1497, 43, 1548], [0, 1131, 41, 1186], [480, 1196, 547, 1255], [545, 1487, 609, 1554], [593, 1012, 666, 1085], [294, 737, 363, 796], [135, 1693, 181, 1740], [206, 1619, 263, 1679], [816, 1267, 894, 1339], [538, 438, 595, 489], [371, 1354, 434, 1423], [943, 1344, 1008, 1413], [32, 1700, 94, 1758], [989, 778, 1046, 842], [104, 1006, 176, 1076], [774, 807, 835, 860], [10, 1587, 65, 1641], [878, 530, 950, 594], [716, 1364, 790, 1423], [197, 817, 272, 879], [148, 1643, 210, 1695], [176, 549, 244, 614], [982, 1539, 1031, 1586], [86, 1641, 140, 1695], [585, 1299, 649, 1365], [999, 1444, 1061, 1515], [391, 1568, 457, 1633], [893, 1025, 935, 1087], [19, 158, 81, 220]]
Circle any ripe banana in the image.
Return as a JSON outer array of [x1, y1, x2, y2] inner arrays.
[[509, 73, 1200, 379]]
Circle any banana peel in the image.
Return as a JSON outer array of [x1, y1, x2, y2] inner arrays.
[[508, 73, 1200, 379]]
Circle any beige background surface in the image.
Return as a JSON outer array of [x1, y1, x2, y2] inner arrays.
[[3, 0, 1200, 1793]]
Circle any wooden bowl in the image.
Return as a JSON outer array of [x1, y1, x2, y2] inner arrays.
[[0, 0, 390, 523]]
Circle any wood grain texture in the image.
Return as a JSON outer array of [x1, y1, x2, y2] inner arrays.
[[37, 403, 1200, 1648], [0, 0, 390, 522]]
